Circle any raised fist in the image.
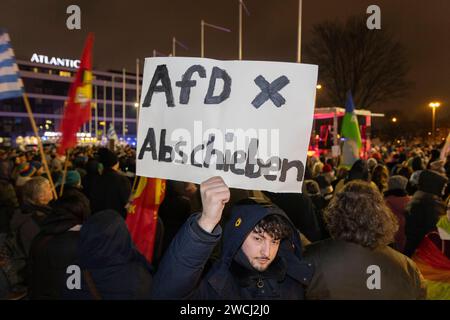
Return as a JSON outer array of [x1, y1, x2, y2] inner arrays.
[[198, 176, 230, 233]]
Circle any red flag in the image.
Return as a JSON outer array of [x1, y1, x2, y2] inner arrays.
[[58, 33, 94, 155], [126, 177, 166, 263]]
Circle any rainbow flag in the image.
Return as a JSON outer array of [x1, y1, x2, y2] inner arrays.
[[412, 217, 450, 300]]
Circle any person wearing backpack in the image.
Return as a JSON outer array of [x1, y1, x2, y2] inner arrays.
[[10, 177, 54, 256], [29, 189, 91, 299]]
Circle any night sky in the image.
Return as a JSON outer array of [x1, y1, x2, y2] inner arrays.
[[1, 0, 449, 126]]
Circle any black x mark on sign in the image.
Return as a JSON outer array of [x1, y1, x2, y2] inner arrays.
[[251, 75, 290, 109]]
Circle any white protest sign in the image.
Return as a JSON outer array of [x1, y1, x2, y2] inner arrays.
[[136, 57, 318, 193]]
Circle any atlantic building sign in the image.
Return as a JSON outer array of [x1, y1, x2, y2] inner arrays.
[[30, 53, 80, 68]]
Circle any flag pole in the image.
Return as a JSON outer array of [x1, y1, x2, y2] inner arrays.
[[201, 20, 205, 58], [22, 93, 58, 199], [59, 148, 71, 197], [239, 1, 243, 60], [122, 68, 126, 139], [103, 81, 107, 140], [132, 59, 140, 191], [94, 84, 98, 139], [297, 0, 303, 63], [111, 75, 115, 130], [89, 85, 93, 135], [172, 37, 176, 57]]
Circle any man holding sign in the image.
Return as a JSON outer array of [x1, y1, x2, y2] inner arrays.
[[140, 57, 317, 299], [151, 176, 314, 299]]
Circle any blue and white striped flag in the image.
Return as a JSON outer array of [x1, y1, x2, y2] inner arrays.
[[0, 29, 23, 100]]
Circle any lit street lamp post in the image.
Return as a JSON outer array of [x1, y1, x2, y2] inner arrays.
[[429, 101, 441, 138]]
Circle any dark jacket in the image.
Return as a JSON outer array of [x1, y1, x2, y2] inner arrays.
[[404, 170, 448, 257], [304, 239, 426, 299], [9, 202, 53, 256], [63, 210, 152, 300], [152, 202, 314, 300], [404, 191, 446, 256], [29, 209, 81, 299], [88, 168, 131, 218]]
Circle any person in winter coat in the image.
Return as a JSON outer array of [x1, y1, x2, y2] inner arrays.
[[404, 170, 448, 257], [384, 175, 411, 253], [10, 177, 54, 256], [304, 179, 329, 240], [87, 148, 131, 218], [304, 181, 426, 299], [29, 189, 91, 299], [151, 176, 314, 300], [63, 210, 153, 300]]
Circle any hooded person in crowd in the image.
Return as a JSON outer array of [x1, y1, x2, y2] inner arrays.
[[87, 148, 131, 218], [384, 175, 411, 253], [304, 181, 426, 299], [29, 189, 91, 299], [63, 210, 153, 300], [405, 170, 448, 257], [151, 176, 314, 300]]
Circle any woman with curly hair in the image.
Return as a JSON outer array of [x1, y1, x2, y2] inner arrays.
[[304, 181, 426, 299]]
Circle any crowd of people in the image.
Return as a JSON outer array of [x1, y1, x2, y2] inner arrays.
[[0, 137, 449, 300]]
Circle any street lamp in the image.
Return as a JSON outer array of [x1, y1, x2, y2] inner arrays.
[[392, 117, 397, 123], [316, 84, 322, 90], [428, 101, 441, 138]]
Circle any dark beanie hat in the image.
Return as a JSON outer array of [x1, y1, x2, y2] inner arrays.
[[418, 170, 448, 196], [97, 148, 118, 168]]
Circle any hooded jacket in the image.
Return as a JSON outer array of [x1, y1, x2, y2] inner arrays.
[[29, 208, 81, 299], [151, 200, 314, 300], [63, 210, 153, 300]]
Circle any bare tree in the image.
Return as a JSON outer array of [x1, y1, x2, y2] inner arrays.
[[305, 16, 412, 108]]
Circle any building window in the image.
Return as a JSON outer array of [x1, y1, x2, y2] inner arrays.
[[59, 71, 71, 77]]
